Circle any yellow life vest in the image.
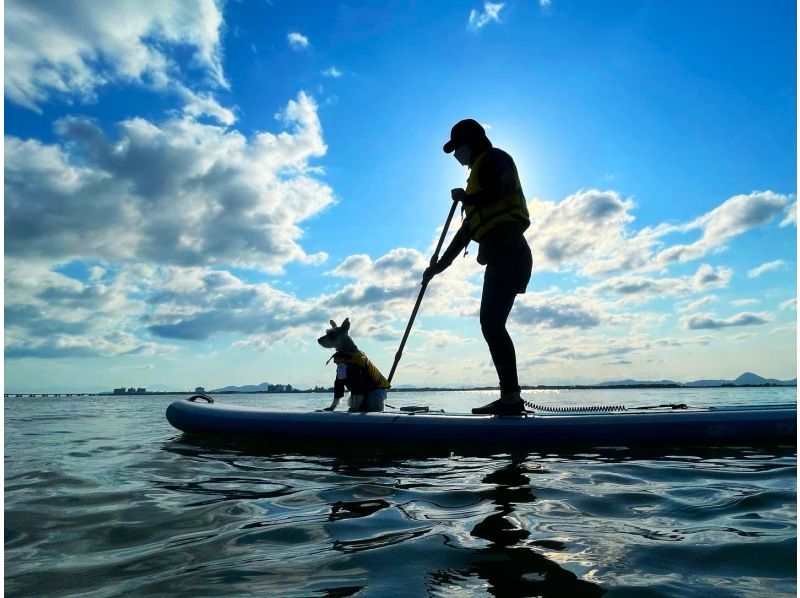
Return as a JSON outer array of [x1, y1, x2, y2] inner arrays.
[[332, 351, 391, 390], [463, 150, 530, 241]]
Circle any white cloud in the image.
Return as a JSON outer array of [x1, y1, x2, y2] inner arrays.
[[680, 311, 771, 330], [539, 0, 552, 6], [527, 189, 650, 276], [144, 267, 323, 342], [654, 191, 791, 266], [779, 298, 797, 311], [679, 295, 718, 312], [747, 259, 785, 278], [730, 298, 759, 307], [468, 2, 504, 30], [178, 87, 237, 125], [5, 0, 227, 111], [780, 201, 796, 227], [323, 67, 342, 78], [511, 294, 603, 330], [526, 189, 792, 279], [5, 92, 331, 273], [5, 143, 793, 370], [288, 32, 310, 50], [4, 260, 161, 358], [592, 264, 732, 304], [415, 329, 478, 350]]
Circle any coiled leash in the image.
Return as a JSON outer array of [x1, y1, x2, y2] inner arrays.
[[521, 400, 689, 413]]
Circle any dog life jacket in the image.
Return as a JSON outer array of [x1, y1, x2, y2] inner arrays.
[[463, 149, 530, 241], [330, 351, 391, 400]]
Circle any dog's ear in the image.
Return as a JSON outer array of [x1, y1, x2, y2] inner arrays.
[[329, 320, 337, 329], [342, 318, 351, 332]]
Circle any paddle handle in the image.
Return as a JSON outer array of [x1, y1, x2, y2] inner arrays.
[[387, 200, 459, 384]]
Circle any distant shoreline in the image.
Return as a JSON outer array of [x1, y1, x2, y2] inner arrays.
[[5, 383, 796, 397], [116, 383, 800, 395]]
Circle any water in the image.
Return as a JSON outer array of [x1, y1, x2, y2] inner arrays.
[[4, 388, 797, 597]]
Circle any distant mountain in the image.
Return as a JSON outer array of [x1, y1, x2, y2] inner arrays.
[[596, 372, 796, 388], [686, 372, 797, 386], [211, 382, 271, 393], [597, 379, 680, 387], [732, 372, 796, 386], [212, 382, 271, 392]]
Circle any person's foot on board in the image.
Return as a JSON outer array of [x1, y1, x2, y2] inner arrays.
[[472, 398, 525, 415]]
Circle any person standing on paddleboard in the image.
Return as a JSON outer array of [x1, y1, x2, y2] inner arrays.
[[423, 119, 532, 415]]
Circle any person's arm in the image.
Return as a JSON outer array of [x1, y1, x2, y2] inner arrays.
[[422, 221, 470, 283], [437, 222, 470, 269]]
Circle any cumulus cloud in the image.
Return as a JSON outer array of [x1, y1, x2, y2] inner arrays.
[[138, 245, 471, 349], [511, 295, 603, 329], [322, 249, 427, 309], [780, 201, 796, 227], [654, 191, 790, 266], [468, 2, 504, 30], [730, 299, 759, 307], [679, 295, 718, 312], [681, 311, 770, 330], [559, 345, 636, 361], [323, 67, 342, 78], [5, 92, 332, 273], [145, 267, 324, 341], [4, 260, 160, 358], [5, 0, 227, 111], [779, 298, 796, 311], [592, 264, 732, 304], [747, 259, 785, 278], [528, 189, 792, 278], [527, 189, 658, 277], [178, 87, 237, 125], [288, 32, 310, 50]]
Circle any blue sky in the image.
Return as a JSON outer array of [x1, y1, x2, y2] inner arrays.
[[4, 0, 797, 393]]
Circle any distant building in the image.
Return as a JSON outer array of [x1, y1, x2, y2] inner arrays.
[[113, 388, 126, 395], [135, 387, 146, 394], [195, 387, 205, 393]]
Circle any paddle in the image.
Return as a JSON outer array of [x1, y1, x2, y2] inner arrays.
[[387, 199, 459, 384]]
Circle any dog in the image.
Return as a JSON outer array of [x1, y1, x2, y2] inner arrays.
[[317, 318, 390, 412]]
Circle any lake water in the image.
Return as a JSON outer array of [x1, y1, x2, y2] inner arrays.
[[4, 387, 797, 597]]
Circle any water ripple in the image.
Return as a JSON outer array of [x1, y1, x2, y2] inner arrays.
[[4, 392, 797, 597]]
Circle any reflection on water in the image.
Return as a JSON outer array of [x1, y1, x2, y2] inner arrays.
[[4, 391, 797, 597], [157, 439, 608, 596], [145, 436, 795, 597], [433, 459, 604, 597]]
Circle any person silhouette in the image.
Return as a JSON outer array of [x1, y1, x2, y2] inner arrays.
[[424, 119, 532, 415]]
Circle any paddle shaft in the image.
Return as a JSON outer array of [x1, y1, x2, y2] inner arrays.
[[387, 200, 459, 384]]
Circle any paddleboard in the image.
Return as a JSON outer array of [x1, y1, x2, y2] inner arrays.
[[166, 398, 796, 447]]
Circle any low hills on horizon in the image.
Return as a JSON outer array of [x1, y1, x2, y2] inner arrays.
[[595, 371, 796, 387]]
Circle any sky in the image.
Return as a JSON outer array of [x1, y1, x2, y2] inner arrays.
[[3, 0, 797, 393]]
